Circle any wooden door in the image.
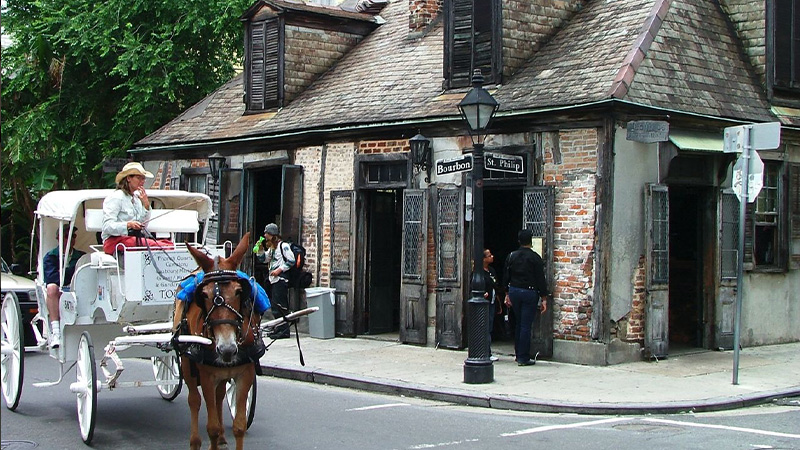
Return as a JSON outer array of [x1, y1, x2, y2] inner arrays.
[[716, 189, 738, 350], [399, 190, 428, 344], [645, 183, 669, 358], [280, 165, 303, 243], [434, 187, 464, 349], [330, 191, 356, 336], [523, 186, 555, 358]]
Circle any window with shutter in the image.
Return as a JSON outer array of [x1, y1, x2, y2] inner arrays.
[[746, 161, 790, 271], [770, 0, 799, 93], [444, 0, 500, 89], [245, 19, 282, 112]]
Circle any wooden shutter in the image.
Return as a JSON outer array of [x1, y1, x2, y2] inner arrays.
[[246, 19, 280, 111], [772, 0, 798, 88], [445, 0, 500, 88], [791, 163, 800, 268], [400, 190, 428, 344]]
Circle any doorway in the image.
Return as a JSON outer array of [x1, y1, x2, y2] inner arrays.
[[668, 187, 705, 350], [364, 189, 402, 334], [251, 166, 283, 293], [483, 187, 523, 342]]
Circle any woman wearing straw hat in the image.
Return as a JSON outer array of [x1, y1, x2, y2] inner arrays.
[[101, 162, 173, 254]]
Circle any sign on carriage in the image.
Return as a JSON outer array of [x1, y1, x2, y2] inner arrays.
[[127, 248, 224, 304], [484, 152, 524, 173]]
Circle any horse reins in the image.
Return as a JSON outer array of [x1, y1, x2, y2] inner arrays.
[[197, 269, 256, 346]]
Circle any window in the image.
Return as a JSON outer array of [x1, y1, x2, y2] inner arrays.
[[769, 0, 800, 98], [245, 19, 282, 112], [444, 0, 501, 89], [753, 163, 780, 265], [720, 190, 739, 280], [361, 161, 408, 185]]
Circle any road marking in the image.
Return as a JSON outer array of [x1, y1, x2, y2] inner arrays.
[[501, 417, 631, 436], [642, 418, 800, 439], [346, 403, 409, 411], [408, 438, 480, 449]]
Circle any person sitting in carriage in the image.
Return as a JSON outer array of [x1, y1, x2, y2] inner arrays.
[[101, 162, 174, 255], [43, 225, 85, 349]]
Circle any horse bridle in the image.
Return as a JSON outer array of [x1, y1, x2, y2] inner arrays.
[[196, 269, 255, 346]]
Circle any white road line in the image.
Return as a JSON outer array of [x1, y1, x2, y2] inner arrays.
[[346, 403, 410, 411], [642, 418, 800, 439], [408, 438, 480, 449], [500, 417, 632, 437]]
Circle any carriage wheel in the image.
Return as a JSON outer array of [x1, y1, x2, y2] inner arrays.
[[1, 292, 25, 411], [152, 354, 182, 401], [75, 331, 97, 444], [226, 378, 257, 429]]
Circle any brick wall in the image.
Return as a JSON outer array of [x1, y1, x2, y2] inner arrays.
[[409, 0, 442, 34], [719, 0, 766, 84], [284, 26, 365, 103], [502, 0, 583, 80], [543, 128, 598, 342], [295, 145, 325, 285]]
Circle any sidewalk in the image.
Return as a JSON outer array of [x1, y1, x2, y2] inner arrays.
[[259, 336, 800, 415]]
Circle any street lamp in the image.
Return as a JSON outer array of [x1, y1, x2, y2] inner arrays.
[[458, 69, 498, 384], [208, 152, 228, 183], [409, 133, 432, 182]]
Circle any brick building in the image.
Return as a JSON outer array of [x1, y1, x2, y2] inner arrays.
[[133, 0, 800, 364]]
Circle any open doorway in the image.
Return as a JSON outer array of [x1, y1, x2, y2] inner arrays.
[[251, 166, 283, 293], [364, 189, 402, 334], [668, 186, 705, 350], [483, 187, 523, 342]]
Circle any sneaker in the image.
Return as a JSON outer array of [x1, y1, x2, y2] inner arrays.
[[517, 360, 535, 366], [49, 330, 62, 349], [489, 355, 499, 362]]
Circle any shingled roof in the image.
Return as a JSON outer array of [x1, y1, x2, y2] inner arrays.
[[135, 0, 781, 149]]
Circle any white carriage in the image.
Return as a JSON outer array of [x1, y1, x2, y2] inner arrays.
[[0, 189, 236, 443]]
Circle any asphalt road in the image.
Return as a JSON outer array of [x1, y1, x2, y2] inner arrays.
[[2, 351, 799, 450]]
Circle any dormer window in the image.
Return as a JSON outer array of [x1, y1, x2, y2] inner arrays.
[[245, 18, 284, 112], [769, 0, 799, 102], [444, 0, 501, 89]]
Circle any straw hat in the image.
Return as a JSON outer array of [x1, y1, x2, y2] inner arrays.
[[115, 162, 154, 184]]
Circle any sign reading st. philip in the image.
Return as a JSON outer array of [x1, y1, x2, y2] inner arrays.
[[484, 152, 524, 173], [436, 155, 473, 175]]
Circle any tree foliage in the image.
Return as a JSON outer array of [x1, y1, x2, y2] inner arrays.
[[1, 0, 252, 263]]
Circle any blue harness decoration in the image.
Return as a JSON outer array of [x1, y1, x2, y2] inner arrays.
[[177, 270, 270, 315]]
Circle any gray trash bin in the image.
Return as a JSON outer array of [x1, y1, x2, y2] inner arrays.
[[305, 287, 335, 339]]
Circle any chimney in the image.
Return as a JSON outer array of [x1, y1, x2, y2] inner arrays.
[[409, 0, 441, 34]]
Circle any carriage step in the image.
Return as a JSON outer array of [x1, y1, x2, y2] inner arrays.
[[123, 322, 174, 334], [113, 333, 212, 346]]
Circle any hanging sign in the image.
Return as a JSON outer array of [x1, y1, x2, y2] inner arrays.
[[435, 155, 473, 176], [485, 152, 524, 173]]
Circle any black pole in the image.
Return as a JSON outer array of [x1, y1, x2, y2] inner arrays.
[[463, 142, 494, 384]]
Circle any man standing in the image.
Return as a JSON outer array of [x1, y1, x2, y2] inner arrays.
[[43, 225, 85, 348], [254, 223, 295, 339], [503, 229, 549, 366]]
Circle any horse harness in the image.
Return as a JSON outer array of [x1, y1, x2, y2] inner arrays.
[[174, 269, 266, 369]]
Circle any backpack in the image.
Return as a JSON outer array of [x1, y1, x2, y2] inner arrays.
[[280, 241, 313, 289]]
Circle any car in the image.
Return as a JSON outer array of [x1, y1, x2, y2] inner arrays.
[[1, 257, 39, 347]]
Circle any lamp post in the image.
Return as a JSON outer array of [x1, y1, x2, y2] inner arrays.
[[458, 69, 499, 384]]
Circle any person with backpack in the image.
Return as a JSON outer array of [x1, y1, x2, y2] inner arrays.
[[254, 223, 295, 339]]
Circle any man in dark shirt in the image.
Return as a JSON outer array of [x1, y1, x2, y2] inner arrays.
[[43, 226, 85, 348], [503, 228, 549, 366]]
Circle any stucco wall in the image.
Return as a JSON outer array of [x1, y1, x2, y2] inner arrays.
[[742, 272, 800, 345], [608, 126, 659, 340]]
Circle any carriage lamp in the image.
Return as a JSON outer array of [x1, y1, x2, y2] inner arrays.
[[409, 133, 432, 182], [458, 69, 498, 384], [208, 152, 228, 184]]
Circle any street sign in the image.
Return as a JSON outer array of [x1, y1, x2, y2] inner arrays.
[[484, 152, 523, 173], [435, 155, 473, 176], [626, 120, 669, 143], [732, 150, 764, 203], [723, 122, 781, 153]]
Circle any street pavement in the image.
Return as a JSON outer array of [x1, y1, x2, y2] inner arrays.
[[259, 335, 800, 415]]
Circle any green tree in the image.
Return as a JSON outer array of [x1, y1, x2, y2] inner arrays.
[[1, 0, 251, 264]]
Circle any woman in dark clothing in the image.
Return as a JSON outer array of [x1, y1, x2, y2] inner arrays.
[[503, 229, 549, 366]]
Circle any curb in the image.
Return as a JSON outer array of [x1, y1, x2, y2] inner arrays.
[[260, 363, 800, 415]]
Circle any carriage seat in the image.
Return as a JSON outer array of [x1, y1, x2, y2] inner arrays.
[[84, 208, 200, 236]]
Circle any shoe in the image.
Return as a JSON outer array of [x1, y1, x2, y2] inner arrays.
[[268, 330, 290, 340], [517, 360, 535, 366], [489, 355, 499, 362], [49, 330, 61, 349]]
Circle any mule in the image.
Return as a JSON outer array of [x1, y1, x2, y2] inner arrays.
[[174, 233, 266, 450]]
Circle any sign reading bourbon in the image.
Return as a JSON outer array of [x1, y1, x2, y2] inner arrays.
[[484, 152, 524, 173]]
